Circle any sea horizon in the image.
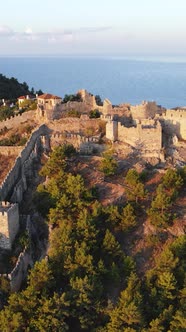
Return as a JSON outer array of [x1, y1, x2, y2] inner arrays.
[[0, 55, 186, 108], [1, 54, 186, 63]]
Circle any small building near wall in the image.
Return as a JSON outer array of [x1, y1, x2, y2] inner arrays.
[[37, 93, 62, 120], [17, 95, 35, 108], [37, 93, 62, 109]]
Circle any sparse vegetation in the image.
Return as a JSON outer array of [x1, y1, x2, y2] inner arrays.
[[95, 94, 103, 106], [0, 106, 14, 121], [67, 109, 81, 117], [99, 150, 118, 176], [18, 99, 37, 111], [89, 109, 100, 118], [0, 134, 27, 146], [62, 93, 82, 103]]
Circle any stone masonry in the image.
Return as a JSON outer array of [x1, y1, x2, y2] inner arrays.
[[0, 201, 19, 250]]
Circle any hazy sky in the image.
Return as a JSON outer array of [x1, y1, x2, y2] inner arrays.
[[1, 0, 186, 56]]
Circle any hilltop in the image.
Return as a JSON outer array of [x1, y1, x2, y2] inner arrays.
[[0, 74, 42, 101], [0, 88, 185, 331]]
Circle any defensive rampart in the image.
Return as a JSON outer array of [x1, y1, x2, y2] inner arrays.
[[0, 125, 47, 202], [47, 117, 103, 135], [130, 101, 159, 120], [106, 119, 162, 157], [118, 122, 161, 150], [0, 202, 19, 250], [50, 132, 101, 154], [0, 216, 33, 292], [159, 109, 186, 140], [0, 110, 36, 131]]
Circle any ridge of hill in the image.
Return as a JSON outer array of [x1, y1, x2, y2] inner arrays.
[[0, 74, 42, 100]]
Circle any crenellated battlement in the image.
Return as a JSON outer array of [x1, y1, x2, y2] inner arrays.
[[0, 110, 36, 131], [130, 101, 159, 120], [50, 131, 100, 143], [0, 124, 47, 201], [164, 108, 186, 118], [106, 118, 162, 157]]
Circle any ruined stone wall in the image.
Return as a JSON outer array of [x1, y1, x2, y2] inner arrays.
[[106, 119, 162, 153], [0, 248, 31, 291], [0, 110, 36, 130], [0, 211, 11, 249], [9, 248, 31, 292], [20, 125, 47, 164], [10, 176, 27, 203], [0, 157, 21, 201], [53, 101, 92, 119], [118, 121, 162, 150], [106, 120, 118, 141], [50, 132, 81, 149], [78, 89, 97, 108], [0, 125, 47, 201], [159, 109, 186, 140], [50, 132, 101, 154], [37, 90, 104, 121], [117, 123, 140, 146], [0, 203, 19, 250], [102, 99, 113, 114], [130, 101, 158, 120], [7, 203, 19, 247], [0, 216, 33, 292], [47, 118, 102, 136]]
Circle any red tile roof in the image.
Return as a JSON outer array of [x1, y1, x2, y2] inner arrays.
[[38, 93, 62, 100], [18, 95, 34, 100]]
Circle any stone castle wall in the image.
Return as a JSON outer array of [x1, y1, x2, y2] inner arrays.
[[50, 132, 101, 154], [0, 125, 47, 201], [9, 247, 31, 292], [0, 157, 21, 201], [38, 89, 98, 121], [106, 119, 162, 153], [0, 248, 30, 292], [0, 202, 19, 250], [78, 89, 97, 108], [102, 99, 112, 114], [118, 121, 162, 150], [130, 101, 159, 120], [37, 90, 114, 121], [106, 120, 118, 141], [0, 110, 36, 131], [53, 101, 94, 119], [47, 117, 102, 135], [159, 109, 186, 140], [0, 216, 33, 292], [7, 203, 19, 248]]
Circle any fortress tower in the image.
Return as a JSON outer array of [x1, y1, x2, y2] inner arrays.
[[130, 101, 159, 120], [0, 202, 19, 250]]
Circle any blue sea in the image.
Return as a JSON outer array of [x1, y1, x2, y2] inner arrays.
[[0, 56, 186, 108]]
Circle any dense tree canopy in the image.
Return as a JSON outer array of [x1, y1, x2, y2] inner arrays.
[[0, 147, 185, 331], [0, 74, 41, 100]]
